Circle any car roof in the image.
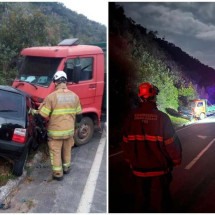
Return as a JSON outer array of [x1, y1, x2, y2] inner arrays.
[[0, 85, 30, 98]]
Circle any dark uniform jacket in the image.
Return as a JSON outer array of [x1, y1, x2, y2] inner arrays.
[[122, 101, 182, 177]]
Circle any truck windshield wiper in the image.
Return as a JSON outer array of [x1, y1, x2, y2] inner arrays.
[[0, 110, 17, 112], [16, 80, 38, 89]]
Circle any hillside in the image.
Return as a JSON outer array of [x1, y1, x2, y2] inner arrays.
[[156, 37, 215, 86], [109, 3, 215, 108], [0, 2, 106, 84], [0, 2, 106, 44]]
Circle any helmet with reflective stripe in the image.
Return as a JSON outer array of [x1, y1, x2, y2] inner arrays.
[[53, 71, 67, 82], [138, 82, 159, 99]]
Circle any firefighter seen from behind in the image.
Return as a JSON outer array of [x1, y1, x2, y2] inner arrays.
[[30, 71, 82, 181], [122, 82, 182, 212]]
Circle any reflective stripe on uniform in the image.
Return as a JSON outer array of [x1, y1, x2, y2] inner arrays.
[[48, 129, 74, 137], [63, 162, 71, 168], [52, 108, 77, 115], [50, 151, 54, 165], [52, 165, 63, 171], [133, 169, 169, 177], [124, 134, 164, 142], [40, 106, 51, 117], [76, 105, 82, 114], [123, 134, 175, 145], [123, 136, 128, 142], [164, 137, 174, 145]]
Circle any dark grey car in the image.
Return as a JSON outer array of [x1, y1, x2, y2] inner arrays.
[[0, 85, 38, 176]]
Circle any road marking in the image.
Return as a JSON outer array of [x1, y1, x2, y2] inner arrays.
[[197, 135, 207, 139], [109, 150, 123, 158], [76, 129, 106, 213], [185, 138, 215, 170]]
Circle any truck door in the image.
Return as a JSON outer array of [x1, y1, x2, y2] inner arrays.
[[196, 101, 204, 112], [65, 57, 96, 106]]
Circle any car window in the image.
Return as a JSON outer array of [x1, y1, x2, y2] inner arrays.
[[0, 91, 24, 118]]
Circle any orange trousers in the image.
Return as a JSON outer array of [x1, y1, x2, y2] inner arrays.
[[48, 136, 74, 177]]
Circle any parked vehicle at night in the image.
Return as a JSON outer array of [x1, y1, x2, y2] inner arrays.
[[12, 38, 106, 146], [179, 99, 215, 120], [0, 86, 38, 176]]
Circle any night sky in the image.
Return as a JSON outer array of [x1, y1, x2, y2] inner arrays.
[[117, 2, 215, 69]]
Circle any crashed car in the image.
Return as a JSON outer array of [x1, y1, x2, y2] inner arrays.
[[0, 85, 39, 176]]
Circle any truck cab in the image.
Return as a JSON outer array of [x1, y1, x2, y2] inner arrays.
[[190, 99, 215, 120], [12, 38, 105, 145]]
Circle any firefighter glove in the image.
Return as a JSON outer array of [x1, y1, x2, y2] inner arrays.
[[29, 108, 38, 116]]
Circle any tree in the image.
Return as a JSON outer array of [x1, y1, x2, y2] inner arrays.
[[0, 2, 106, 84]]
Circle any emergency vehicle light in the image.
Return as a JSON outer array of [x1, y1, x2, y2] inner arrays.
[[58, 38, 79, 46]]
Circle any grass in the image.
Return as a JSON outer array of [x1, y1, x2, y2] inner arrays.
[[170, 115, 191, 128], [0, 142, 50, 187], [0, 158, 16, 186]]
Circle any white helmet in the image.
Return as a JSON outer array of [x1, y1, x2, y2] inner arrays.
[[53, 71, 67, 82]]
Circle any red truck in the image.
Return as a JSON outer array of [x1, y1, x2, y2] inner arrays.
[[12, 38, 105, 145]]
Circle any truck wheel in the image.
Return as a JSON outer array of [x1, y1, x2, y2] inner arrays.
[[199, 113, 205, 120], [75, 117, 94, 146], [12, 148, 28, 176]]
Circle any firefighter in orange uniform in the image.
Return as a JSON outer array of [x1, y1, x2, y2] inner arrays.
[[122, 82, 182, 212], [38, 71, 82, 181]]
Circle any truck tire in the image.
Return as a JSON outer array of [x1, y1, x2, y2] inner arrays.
[[12, 148, 28, 176], [75, 117, 94, 146], [199, 113, 206, 120]]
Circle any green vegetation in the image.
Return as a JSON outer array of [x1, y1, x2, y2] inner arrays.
[[169, 115, 190, 128], [109, 3, 202, 147], [109, 3, 201, 115], [0, 158, 16, 186], [0, 174, 16, 186], [0, 2, 106, 85]]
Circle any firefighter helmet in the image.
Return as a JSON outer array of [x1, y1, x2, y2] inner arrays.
[[138, 82, 159, 99], [53, 71, 67, 82]]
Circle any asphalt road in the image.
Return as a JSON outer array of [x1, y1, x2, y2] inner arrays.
[[172, 116, 215, 212], [1, 127, 107, 213], [109, 116, 215, 213]]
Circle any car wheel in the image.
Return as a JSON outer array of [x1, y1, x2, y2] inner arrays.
[[12, 148, 28, 176], [74, 117, 94, 146], [199, 113, 205, 120]]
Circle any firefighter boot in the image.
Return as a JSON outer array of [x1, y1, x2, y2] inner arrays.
[[63, 166, 71, 174], [48, 139, 64, 181], [53, 172, 64, 181]]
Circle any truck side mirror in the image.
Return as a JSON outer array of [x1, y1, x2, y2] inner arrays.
[[73, 64, 81, 83]]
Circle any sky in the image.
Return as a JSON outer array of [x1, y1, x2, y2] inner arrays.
[[57, 0, 108, 26], [117, 2, 215, 69]]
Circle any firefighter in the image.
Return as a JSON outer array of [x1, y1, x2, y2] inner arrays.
[[36, 71, 82, 181], [122, 82, 182, 212]]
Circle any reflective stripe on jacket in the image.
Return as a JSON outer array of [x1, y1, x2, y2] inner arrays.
[[122, 101, 182, 177], [39, 83, 82, 139]]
